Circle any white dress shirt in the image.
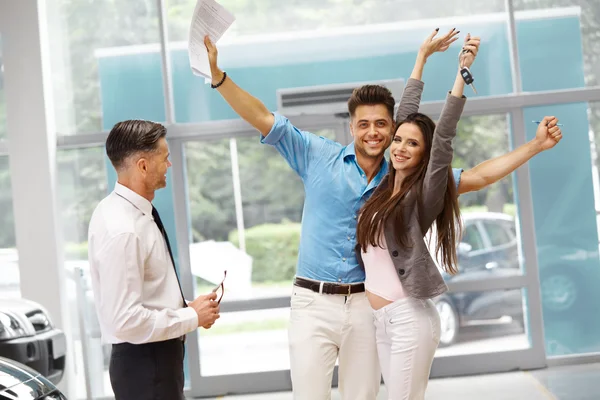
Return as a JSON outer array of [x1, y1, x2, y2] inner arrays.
[[88, 182, 198, 344]]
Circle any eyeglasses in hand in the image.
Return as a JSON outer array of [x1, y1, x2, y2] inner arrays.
[[212, 270, 227, 304]]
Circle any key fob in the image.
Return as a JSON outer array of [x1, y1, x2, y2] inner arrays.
[[460, 67, 474, 85]]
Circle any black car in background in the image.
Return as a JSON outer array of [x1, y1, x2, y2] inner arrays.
[[434, 212, 598, 347], [0, 356, 67, 399], [0, 299, 66, 385]]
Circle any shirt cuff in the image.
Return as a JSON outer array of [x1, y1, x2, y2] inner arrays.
[[453, 167, 464, 187], [260, 113, 288, 146], [177, 306, 199, 333]]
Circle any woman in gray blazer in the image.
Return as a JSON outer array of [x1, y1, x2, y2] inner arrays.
[[355, 34, 480, 399]]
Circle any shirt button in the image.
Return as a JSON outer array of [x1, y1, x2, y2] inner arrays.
[[399, 269, 405, 275], [353, 215, 357, 219], [338, 278, 342, 282], [347, 236, 351, 241], [342, 257, 346, 262], [392, 250, 399, 257]]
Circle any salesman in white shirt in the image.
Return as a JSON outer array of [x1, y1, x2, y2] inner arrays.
[[88, 119, 220, 400]]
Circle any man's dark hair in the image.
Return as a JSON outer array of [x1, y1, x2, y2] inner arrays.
[[347, 85, 396, 120], [106, 120, 167, 170]]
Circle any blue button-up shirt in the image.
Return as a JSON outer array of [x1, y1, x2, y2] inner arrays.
[[261, 113, 463, 283]]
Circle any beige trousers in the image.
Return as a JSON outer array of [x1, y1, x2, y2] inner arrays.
[[288, 285, 382, 400]]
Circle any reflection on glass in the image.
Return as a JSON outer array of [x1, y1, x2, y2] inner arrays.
[[434, 289, 528, 354], [198, 308, 291, 376], [57, 148, 111, 399], [185, 130, 336, 301], [0, 156, 18, 299]]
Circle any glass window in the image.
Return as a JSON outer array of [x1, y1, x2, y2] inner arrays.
[[522, 101, 600, 357], [434, 289, 528, 353], [199, 289, 529, 375], [160, 1, 514, 124], [57, 147, 111, 399], [0, 35, 5, 141], [168, 0, 504, 39], [590, 102, 600, 185], [47, 0, 164, 134], [463, 224, 484, 251], [0, 156, 18, 299], [443, 114, 525, 282], [483, 221, 512, 247], [198, 308, 291, 376], [184, 129, 337, 302], [454, 114, 514, 216], [514, 0, 600, 89]]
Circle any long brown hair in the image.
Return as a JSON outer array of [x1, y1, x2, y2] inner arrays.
[[356, 113, 462, 275]]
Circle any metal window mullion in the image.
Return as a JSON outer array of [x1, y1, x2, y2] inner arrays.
[[156, 0, 176, 124], [509, 108, 547, 366], [506, 0, 523, 93], [168, 138, 204, 386], [445, 275, 527, 294]]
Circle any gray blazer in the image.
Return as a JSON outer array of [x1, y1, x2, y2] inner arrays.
[[355, 78, 466, 299]]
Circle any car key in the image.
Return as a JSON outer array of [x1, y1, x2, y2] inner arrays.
[[460, 66, 477, 94], [460, 48, 477, 94]]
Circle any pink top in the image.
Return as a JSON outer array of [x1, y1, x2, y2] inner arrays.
[[361, 234, 407, 301]]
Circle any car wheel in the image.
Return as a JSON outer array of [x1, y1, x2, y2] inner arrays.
[[540, 270, 579, 315], [436, 298, 459, 347]]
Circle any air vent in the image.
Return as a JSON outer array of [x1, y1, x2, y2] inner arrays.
[[276, 79, 405, 116]]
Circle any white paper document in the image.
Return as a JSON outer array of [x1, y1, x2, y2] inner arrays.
[[188, 0, 236, 82]]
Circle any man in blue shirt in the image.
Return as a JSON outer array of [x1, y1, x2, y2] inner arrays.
[[203, 30, 562, 399]]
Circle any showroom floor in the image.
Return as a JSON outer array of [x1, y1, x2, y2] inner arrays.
[[204, 362, 600, 400]]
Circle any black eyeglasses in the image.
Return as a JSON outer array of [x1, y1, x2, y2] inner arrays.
[[212, 270, 227, 304]]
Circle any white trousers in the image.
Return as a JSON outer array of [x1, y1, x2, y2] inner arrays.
[[288, 285, 381, 400], [373, 297, 441, 400]]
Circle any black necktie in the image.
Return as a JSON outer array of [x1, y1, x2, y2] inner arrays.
[[152, 206, 187, 308]]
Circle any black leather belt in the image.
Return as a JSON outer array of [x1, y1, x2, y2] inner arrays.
[[293, 277, 365, 295]]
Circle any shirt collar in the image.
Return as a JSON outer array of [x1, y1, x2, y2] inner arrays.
[[343, 142, 357, 160], [114, 182, 153, 216], [343, 142, 389, 180]]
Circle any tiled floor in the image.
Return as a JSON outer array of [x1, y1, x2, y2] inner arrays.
[[531, 363, 600, 400], [203, 362, 600, 399]]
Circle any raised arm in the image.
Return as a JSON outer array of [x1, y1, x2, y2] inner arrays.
[[422, 35, 480, 225], [204, 36, 333, 179], [458, 116, 563, 194], [204, 36, 274, 136], [396, 28, 460, 122]]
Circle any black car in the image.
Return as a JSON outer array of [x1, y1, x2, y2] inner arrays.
[[433, 212, 599, 347], [0, 299, 66, 385], [0, 356, 67, 399]]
